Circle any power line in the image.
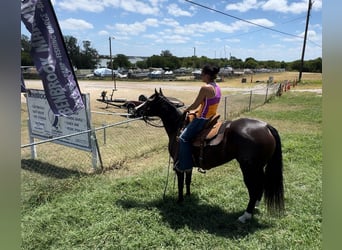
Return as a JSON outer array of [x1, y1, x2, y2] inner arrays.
[[219, 16, 306, 40], [219, 14, 321, 48], [185, 0, 309, 40]]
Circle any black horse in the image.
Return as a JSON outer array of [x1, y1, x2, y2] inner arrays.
[[135, 89, 284, 223]]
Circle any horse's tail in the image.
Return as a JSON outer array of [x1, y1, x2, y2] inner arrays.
[[264, 124, 285, 215]]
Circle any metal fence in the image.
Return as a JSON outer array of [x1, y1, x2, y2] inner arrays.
[[21, 83, 281, 175], [221, 83, 281, 119]]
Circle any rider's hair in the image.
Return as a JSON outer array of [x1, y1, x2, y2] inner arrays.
[[202, 64, 220, 81]]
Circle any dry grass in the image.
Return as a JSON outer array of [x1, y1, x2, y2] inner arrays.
[[21, 71, 322, 109]]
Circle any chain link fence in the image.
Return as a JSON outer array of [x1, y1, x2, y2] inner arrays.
[[21, 82, 281, 177]]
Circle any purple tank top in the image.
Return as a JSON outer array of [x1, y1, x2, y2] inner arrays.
[[199, 83, 221, 118]]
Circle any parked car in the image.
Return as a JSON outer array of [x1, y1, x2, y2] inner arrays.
[[93, 68, 127, 78]]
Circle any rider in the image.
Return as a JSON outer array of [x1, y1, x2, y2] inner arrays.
[[174, 64, 221, 173]]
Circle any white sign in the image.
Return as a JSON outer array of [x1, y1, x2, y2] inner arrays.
[[26, 89, 92, 151]]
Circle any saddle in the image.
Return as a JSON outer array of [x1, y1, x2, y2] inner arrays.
[[192, 114, 226, 147], [190, 114, 230, 172], [179, 113, 229, 172]]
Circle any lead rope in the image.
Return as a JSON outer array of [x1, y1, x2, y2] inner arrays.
[[163, 112, 187, 200], [163, 155, 173, 200]]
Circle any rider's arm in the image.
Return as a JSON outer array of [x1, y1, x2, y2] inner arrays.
[[185, 86, 207, 112]]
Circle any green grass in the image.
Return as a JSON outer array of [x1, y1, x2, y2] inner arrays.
[[21, 91, 322, 249]]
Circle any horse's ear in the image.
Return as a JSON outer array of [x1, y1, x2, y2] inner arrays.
[[159, 88, 164, 96], [154, 88, 158, 95]]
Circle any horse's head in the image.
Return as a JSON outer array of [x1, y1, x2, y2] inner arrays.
[[135, 88, 166, 119]]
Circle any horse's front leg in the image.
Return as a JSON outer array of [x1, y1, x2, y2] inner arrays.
[[176, 171, 185, 203], [185, 170, 192, 196]]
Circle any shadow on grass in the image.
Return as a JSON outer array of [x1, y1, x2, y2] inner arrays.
[[116, 194, 271, 238], [21, 159, 90, 179]]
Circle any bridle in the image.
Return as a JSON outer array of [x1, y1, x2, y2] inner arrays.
[[141, 94, 184, 128], [142, 115, 164, 128]]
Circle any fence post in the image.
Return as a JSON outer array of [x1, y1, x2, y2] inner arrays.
[[102, 123, 106, 144], [91, 129, 98, 170], [27, 120, 37, 159], [264, 86, 269, 103], [248, 90, 253, 111]]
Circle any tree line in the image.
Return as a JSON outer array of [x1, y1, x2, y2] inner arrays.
[[21, 34, 322, 73]]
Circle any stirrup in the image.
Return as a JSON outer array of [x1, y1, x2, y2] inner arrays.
[[197, 168, 206, 174]]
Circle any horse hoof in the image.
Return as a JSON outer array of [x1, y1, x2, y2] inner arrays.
[[238, 211, 252, 223]]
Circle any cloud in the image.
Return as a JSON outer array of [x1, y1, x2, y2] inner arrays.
[[98, 30, 109, 36], [226, 0, 322, 14], [58, 0, 161, 15], [226, 0, 264, 12], [311, 0, 322, 11], [179, 18, 274, 36], [58, 0, 107, 13], [262, 0, 322, 14], [248, 18, 274, 27], [167, 3, 193, 17], [262, 0, 308, 14], [114, 22, 147, 36], [155, 34, 190, 44], [113, 18, 160, 36], [59, 18, 94, 30], [119, 0, 160, 15]]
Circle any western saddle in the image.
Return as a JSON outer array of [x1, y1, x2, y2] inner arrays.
[[183, 113, 229, 172]]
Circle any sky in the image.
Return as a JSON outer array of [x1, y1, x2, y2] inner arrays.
[[21, 0, 322, 62]]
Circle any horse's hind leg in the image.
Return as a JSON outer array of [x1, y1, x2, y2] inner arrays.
[[239, 164, 264, 223], [185, 170, 192, 196]]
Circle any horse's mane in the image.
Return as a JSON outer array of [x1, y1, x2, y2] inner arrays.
[[149, 91, 185, 133]]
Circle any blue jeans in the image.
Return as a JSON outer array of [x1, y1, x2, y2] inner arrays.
[[178, 117, 208, 171]]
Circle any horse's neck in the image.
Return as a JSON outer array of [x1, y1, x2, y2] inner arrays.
[[158, 106, 182, 159], [160, 113, 181, 140]]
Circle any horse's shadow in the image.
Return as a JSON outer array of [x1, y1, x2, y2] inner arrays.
[[116, 194, 271, 238]]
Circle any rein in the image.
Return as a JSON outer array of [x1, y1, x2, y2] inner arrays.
[[142, 116, 164, 128]]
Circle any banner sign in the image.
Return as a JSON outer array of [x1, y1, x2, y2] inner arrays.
[[21, 0, 84, 116], [26, 89, 92, 151]]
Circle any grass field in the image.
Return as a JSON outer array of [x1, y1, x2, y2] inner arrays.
[[21, 82, 322, 249]]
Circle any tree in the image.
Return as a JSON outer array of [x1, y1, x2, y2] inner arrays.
[[64, 36, 80, 59], [146, 55, 165, 68], [136, 60, 147, 69], [244, 57, 258, 69], [280, 61, 287, 69], [112, 54, 131, 69], [21, 35, 33, 66], [307, 57, 322, 73], [229, 56, 244, 69], [160, 50, 173, 57], [63, 36, 99, 69], [80, 40, 99, 69], [288, 60, 302, 72]]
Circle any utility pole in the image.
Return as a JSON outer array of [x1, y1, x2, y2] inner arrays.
[[109, 36, 116, 92], [299, 0, 312, 82]]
